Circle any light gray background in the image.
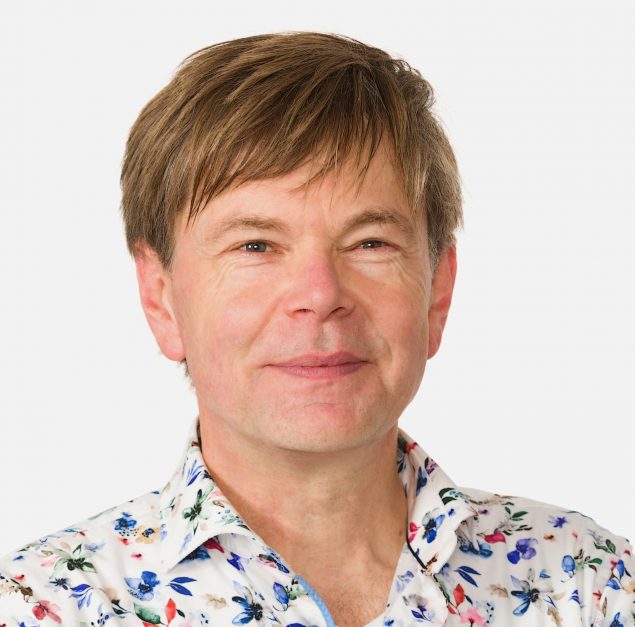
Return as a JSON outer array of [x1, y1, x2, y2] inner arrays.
[[1, 0, 633, 555]]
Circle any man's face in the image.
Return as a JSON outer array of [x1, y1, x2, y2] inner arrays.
[[136, 142, 456, 453]]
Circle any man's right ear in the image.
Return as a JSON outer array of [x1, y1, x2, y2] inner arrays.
[[133, 242, 186, 362]]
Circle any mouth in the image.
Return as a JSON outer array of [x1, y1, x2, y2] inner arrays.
[[267, 361, 366, 379], [271, 351, 365, 367], [267, 351, 367, 379]]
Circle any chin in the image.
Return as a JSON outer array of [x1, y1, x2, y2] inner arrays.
[[256, 414, 380, 454]]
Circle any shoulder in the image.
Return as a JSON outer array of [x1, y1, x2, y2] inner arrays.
[[0, 488, 163, 625], [458, 484, 632, 552], [451, 485, 634, 626]]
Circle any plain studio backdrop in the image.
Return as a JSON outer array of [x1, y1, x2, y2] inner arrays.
[[0, 1, 633, 555]]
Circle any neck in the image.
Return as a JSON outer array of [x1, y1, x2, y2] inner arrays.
[[198, 414, 408, 579]]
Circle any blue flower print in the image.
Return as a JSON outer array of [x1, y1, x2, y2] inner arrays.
[[396, 570, 414, 593], [609, 611, 625, 626], [510, 571, 556, 616], [272, 582, 289, 610], [562, 554, 575, 577], [124, 570, 161, 601], [50, 577, 70, 590], [548, 515, 568, 528], [607, 560, 630, 591], [406, 594, 435, 622], [182, 545, 211, 562], [228, 551, 248, 572], [416, 467, 427, 495], [422, 514, 445, 543], [114, 512, 137, 531], [231, 583, 264, 624], [507, 538, 538, 564], [459, 537, 493, 558]]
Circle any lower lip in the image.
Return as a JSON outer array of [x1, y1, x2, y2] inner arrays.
[[268, 362, 366, 379]]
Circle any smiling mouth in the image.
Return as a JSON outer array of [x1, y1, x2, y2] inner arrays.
[[267, 362, 366, 379]]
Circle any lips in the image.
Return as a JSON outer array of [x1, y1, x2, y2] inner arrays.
[[272, 351, 365, 367]]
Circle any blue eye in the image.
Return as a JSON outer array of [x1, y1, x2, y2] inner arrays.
[[240, 241, 270, 253]]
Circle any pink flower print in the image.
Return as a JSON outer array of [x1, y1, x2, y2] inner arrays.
[[32, 600, 62, 623], [408, 521, 420, 543], [459, 607, 486, 626], [483, 530, 506, 544]]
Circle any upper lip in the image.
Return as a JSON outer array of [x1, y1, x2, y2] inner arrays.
[[271, 351, 365, 367]]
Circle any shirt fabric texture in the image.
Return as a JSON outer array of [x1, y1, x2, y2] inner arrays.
[[1, 417, 633, 626]]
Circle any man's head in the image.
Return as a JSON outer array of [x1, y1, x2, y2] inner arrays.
[[121, 32, 462, 452]]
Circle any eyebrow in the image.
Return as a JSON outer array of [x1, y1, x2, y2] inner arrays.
[[209, 207, 417, 243]]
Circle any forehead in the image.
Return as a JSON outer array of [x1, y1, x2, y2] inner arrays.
[[181, 139, 417, 235]]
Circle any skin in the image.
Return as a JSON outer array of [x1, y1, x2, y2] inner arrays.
[[134, 140, 457, 623]]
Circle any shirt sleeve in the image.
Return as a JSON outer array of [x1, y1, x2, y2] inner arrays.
[[589, 533, 635, 627]]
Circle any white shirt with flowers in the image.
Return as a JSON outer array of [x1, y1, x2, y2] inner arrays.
[[0, 417, 633, 626]]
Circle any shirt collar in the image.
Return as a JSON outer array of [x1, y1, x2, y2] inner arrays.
[[159, 416, 479, 572], [396, 429, 480, 575], [158, 417, 256, 571]]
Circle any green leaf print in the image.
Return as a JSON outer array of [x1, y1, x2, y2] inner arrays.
[[134, 602, 162, 624]]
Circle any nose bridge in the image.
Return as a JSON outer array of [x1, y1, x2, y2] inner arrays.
[[282, 241, 351, 319]]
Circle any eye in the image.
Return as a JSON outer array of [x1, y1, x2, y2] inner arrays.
[[358, 239, 391, 251], [235, 239, 392, 254], [238, 241, 272, 253]]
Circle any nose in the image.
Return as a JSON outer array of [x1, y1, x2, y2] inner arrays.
[[281, 248, 355, 322]]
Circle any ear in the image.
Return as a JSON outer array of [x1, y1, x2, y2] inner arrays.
[[427, 245, 457, 359], [133, 242, 186, 362]]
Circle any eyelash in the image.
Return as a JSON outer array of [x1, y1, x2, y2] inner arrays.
[[235, 240, 392, 253]]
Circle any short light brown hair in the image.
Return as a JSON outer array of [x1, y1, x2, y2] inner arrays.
[[120, 32, 463, 378], [121, 31, 462, 267]]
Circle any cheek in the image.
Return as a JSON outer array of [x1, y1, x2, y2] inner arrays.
[[389, 298, 428, 406], [386, 292, 428, 362], [378, 259, 429, 339], [371, 268, 429, 386], [177, 273, 272, 381]]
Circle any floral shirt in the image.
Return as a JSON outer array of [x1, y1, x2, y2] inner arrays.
[[1, 417, 633, 627]]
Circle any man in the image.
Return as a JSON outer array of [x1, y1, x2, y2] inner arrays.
[[0, 31, 632, 627]]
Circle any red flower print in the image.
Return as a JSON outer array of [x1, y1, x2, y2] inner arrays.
[[408, 522, 420, 543], [453, 583, 465, 606], [32, 600, 62, 623], [165, 598, 177, 625], [484, 530, 506, 544], [204, 537, 225, 553]]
